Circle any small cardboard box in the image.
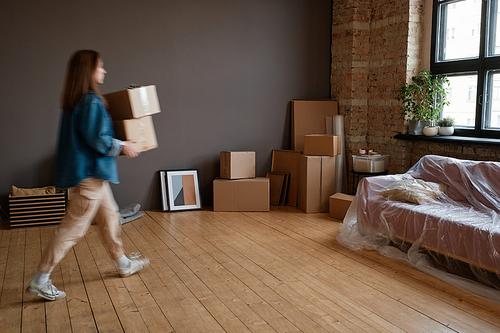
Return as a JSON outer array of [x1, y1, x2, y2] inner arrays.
[[303, 134, 341, 156], [104, 85, 161, 120], [213, 178, 270, 212], [298, 155, 336, 213], [113, 116, 158, 152], [220, 151, 255, 179], [329, 193, 354, 220]]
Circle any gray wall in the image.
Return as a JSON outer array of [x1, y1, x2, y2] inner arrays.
[[0, 0, 332, 212]]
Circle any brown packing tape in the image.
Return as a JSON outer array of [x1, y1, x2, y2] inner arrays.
[[137, 119, 147, 146]]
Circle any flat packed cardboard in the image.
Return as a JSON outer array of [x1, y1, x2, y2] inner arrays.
[[220, 151, 255, 179], [266, 172, 288, 205], [329, 193, 354, 220], [113, 116, 158, 152], [298, 155, 336, 213], [279, 173, 290, 205], [303, 134, 341, 156], [271, 149, 300, 206], [291, 99, 338, 153], [213, 178, 270, 212], [104, 85, 161, 120]]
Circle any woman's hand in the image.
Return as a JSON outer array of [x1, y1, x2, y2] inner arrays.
[[121, 140, 140, 158]]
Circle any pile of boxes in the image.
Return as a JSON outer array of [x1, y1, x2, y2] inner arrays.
[[211, 100, 356, 220], [278, 100, 355, 218], [213, 151, 270, 212], [104, 85, 160, 152], [298, 134, 341, 213]]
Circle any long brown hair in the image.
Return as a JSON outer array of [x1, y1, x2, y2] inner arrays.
[[61, 50, 106, 114]]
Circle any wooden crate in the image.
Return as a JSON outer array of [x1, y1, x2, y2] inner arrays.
[[9, 191, 66, 228]]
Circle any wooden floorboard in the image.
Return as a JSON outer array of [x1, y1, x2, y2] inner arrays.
[[1, 207, 500, 332]]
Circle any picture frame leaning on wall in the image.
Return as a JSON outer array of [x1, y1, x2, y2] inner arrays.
[[159, 170, 202, 212]]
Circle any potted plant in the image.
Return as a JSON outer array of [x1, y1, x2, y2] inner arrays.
[[396, 69, 450, 135], [436, 116, 456, 136]]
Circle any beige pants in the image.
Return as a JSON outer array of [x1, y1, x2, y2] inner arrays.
[[39, 178, 124, 273]]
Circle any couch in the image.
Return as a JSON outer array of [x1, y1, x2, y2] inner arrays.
[[337, 155, 500, 294]]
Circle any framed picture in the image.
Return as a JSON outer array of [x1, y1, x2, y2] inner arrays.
[[159, 170, 202, 212]]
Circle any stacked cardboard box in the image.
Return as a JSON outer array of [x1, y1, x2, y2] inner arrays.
[[220, 151, 255, 179], [291, 99, 338, 153], [104, 85, 160, 152], [213, 151, 269, 212], [298, 134, 341, 213], [298, 155, 337, 213], [288, 99, 342, 213], [303, 135, 341, 157]]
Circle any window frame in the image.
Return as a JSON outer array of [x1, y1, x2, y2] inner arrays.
[[431, 0, 500, 139]]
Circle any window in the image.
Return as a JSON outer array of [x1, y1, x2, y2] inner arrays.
[[432, 0, 500, 138], [467, 86, 476, 102]]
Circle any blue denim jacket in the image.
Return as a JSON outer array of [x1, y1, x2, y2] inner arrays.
[[55, 91, 122, 189]]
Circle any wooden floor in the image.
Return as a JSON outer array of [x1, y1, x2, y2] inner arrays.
[[2, 207, 500, 333]]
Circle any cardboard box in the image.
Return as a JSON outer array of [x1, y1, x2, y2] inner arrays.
[[213, 178, 270, 212], [353, 155, 388, 173], [113, 116, 158, 152], [291, 99, 338, 153], [329, 193, 354, 220], [298, 155, 336, 213], [271, 150, 300, 206], [9, 191, 66, 228], [104, 85, 161, 120], [220, 151, 255, 179], [303, 135, 341, 156]]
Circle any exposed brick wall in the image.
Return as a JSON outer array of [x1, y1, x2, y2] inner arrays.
[[331, 0, 371, 184], [331, 0, 500, 191], [368, 0, 413, 174]]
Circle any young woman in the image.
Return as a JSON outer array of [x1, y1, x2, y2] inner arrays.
[[27, 50, 149, 301]]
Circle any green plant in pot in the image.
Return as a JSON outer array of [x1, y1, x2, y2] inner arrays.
[[436, 116, 456, 136], [396, 69, 450, 135]]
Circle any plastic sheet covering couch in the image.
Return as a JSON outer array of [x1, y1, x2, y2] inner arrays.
[[337, 155, 500, 303]]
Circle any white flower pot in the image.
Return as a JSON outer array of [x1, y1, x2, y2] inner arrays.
[[438, 126, 454, 136], [423, 126, 439, 136]]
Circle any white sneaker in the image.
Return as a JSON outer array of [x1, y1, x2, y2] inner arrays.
[[118, 252, 149, 278], [27, 279, 66, 301]]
